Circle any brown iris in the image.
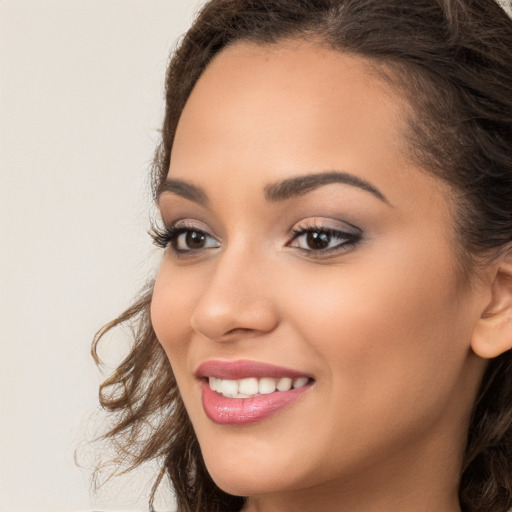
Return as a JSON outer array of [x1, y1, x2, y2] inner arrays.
[[186, 231, 207, 249], [306, 232, 330, 250]]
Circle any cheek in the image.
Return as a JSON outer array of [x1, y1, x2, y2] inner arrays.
[[150, 263, 197, 364], [286, 242, 471, 418]]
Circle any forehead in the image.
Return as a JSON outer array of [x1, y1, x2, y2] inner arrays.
[[168, 39, 438, 208]]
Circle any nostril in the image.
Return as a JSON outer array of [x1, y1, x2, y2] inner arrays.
[[225, 327, 257, 336]]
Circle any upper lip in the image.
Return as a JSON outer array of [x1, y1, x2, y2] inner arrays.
[[195, 359, 313, 380]]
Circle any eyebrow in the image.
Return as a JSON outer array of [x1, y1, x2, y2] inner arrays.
[[156, 178, 209, 205], [264, 171, 389, 204], [157, 170, 389, 205]]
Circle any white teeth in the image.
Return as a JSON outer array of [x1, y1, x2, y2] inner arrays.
[[277, 377, 293, 392], [220, 379, 238, 397], [209, 377, 221, 392], [259, 377, 276, 394], [238, 377, 259, 395], [293, 377, 309, 389], [208, 376, 310, 398]]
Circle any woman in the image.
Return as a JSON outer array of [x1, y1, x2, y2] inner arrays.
[[92, 0, 512, 511]]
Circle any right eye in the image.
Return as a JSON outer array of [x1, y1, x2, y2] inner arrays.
[[171, 228, 220, 252], [151, 224, 220, 254]]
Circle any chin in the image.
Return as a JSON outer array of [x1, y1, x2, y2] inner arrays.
[[202, 451, 301, 498], [209, 470, 288, 498]]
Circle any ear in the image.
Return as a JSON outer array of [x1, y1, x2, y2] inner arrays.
[[471, 245, 512, 359]]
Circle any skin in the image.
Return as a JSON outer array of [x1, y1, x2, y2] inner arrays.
[[151, 40, 493, 512]]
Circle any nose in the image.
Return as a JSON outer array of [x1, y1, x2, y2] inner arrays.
[[190, 247, 279, 342]]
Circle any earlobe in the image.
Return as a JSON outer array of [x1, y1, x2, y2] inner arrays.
[[471, 246, 512, 359]]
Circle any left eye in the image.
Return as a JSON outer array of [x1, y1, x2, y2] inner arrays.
[[289, 229, 359, 252], [171, 229, 220, 252]]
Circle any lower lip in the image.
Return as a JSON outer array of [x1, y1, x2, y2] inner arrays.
[[201, 380, 312, 425]]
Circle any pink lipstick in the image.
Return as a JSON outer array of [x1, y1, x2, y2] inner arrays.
[[196, 360, 314, 425]]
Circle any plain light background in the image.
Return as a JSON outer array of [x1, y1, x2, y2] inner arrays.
[[0, 1, 205, 510]]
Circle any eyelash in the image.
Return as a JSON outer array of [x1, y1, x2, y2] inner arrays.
[[151, 224, 184, 249], [150, 223, 214, 253], [150, 221, 362, 257], [288, 222, 362, 256]]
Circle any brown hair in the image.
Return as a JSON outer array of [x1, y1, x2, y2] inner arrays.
[[92, 1, 512, 511]]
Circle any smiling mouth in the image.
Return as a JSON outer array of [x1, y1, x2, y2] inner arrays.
[[200, 378, 313, 425], [207, 376, 312, 398], [196, 360, 315, 424]]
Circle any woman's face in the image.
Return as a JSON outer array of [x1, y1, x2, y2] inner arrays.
[[151, 41, 488, 507]]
